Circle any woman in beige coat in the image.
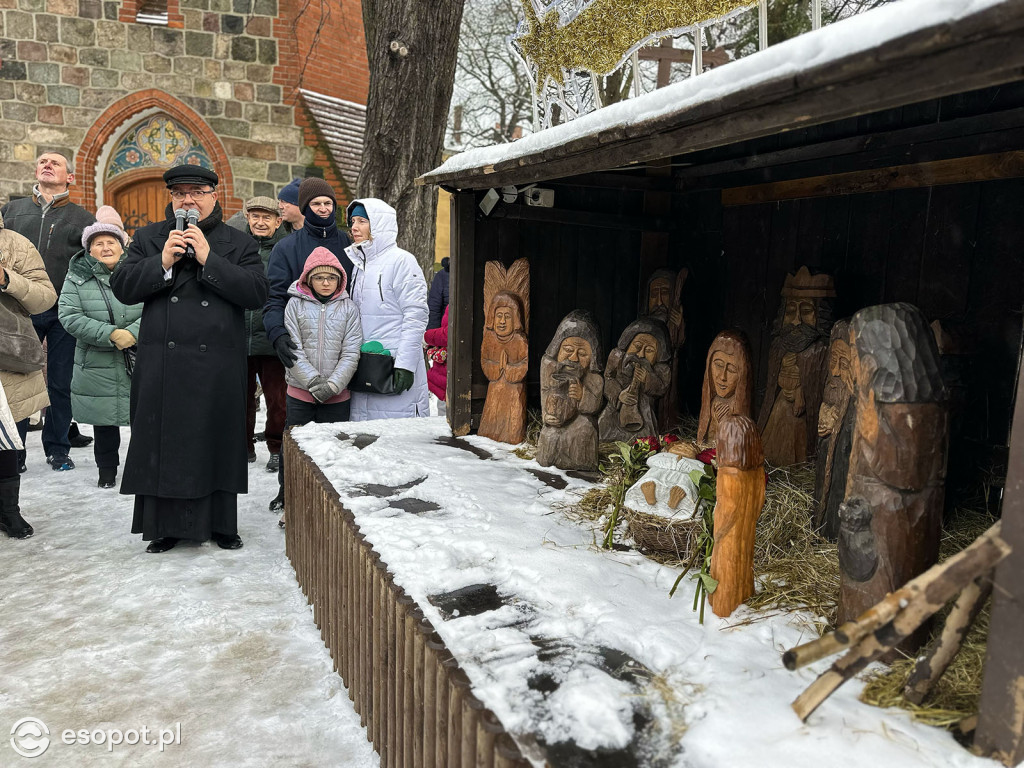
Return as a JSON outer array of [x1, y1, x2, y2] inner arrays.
[[0, 214, 57, 538]]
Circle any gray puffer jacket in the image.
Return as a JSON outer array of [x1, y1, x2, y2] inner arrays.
[[283, 250, 363, 396]]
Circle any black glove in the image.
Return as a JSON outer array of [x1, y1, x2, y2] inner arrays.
[[273, 335, 298, 368], [308, 375, 337, 403], [393, 368, 414, 393]]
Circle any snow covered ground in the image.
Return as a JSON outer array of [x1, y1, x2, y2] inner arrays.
[[0, 418, 378, 767], [1, 413, 998, 768], [293, 417, 995, 768]]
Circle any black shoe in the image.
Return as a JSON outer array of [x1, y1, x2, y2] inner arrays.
[[68, 423, 93, 448], [254, 430, 266, 442], [46, 455, 76, 471], [247, 447, 257, 463], [146, 537, 178, 553], [269, 490, 285, 511], [0, 510, 33, 539], [278, 515, 285, 529], [17, 461, 26, 474], [98, 468, 117, 489], [213, 533, 243, 550], [265, 453, 280, 473]]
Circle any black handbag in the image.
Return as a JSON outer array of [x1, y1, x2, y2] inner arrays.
[[347, 352, 396, 395], [0, 292, 44, 373], [97, 282, 136, 378]]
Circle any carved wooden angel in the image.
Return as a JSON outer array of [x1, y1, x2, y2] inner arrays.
[[478, 258, 530, 444]]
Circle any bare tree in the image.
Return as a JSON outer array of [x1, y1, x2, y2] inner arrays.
[[449, 0, 533, 148], [359, 0, 466, 274]]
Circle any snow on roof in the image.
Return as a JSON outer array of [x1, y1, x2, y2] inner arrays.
[[420, 0, 1013, 188], [300, 89, 366, 192]]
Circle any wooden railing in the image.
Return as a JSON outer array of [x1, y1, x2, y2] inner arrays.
[[283, 433, 532, 768]]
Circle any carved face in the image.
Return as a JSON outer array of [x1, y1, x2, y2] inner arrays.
[[558, 336, 592, 369], [626, 333, 658, 364], [494, 306, 514, 339], [710, 350, 739, 399], [647, 277, 672, 313], [829, 339, 853, 391], [783, 299, 817, 328]]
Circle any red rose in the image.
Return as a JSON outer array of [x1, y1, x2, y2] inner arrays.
[[696, 448, 717, 465], [661, 433, 680, 447], [633, 435, 660, 453]]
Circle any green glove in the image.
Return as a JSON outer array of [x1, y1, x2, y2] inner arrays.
[[393, 368, 414, 393]]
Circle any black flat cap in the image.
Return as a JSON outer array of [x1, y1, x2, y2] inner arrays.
[[163, 164, 219, 188]]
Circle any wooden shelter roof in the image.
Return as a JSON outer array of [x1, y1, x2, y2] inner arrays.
[[419, 0, 1024, 191]]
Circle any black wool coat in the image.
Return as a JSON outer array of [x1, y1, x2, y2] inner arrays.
[[110, 210, 269, 499]]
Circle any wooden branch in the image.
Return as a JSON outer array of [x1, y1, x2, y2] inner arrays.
[[787, 522, 1009, 722], [904, 574, 993, 705]]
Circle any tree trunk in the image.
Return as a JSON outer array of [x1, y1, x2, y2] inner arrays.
[[359, 0, 465, 276]]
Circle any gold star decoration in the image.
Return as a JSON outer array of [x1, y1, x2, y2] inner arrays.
[[517, 0, 752, 92]]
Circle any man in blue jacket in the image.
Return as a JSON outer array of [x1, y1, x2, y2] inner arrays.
[[264, 178, 353, 372]]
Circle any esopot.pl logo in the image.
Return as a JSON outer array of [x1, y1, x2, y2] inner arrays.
[[10, 717, 50, 758]]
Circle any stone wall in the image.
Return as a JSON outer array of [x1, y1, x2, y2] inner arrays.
[[0, 0, 366, 211]]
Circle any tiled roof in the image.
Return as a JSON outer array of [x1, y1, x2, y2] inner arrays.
[[299, 89, 366, 191]]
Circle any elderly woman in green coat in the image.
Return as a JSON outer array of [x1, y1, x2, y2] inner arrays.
[[57, 222, 141, 488]]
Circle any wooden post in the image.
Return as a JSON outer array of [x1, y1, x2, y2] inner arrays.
[[449, 191, 476, 436], [976, 359, 1024, 765]]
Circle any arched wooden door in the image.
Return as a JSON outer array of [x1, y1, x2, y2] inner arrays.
[[110, 175, 167, 237]]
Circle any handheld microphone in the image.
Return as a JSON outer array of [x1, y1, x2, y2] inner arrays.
[[172, 208, 199, 258], [174, 208, 187, 231]]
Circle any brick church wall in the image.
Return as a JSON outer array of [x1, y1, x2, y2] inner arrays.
[[0, 0, 367, 213]]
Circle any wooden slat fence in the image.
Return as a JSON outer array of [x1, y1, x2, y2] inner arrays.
[[283, 433, 532, 768]]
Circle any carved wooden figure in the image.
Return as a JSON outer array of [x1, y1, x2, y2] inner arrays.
[[837, 303, 948, 656], [642, 268, 687, 431], [597, 318, 672, 444], [757, 266, 835, 465], [536, 311, 605, 471], [708, 414, 766, 619], [696, 329, 753, 447], [478, 258, 530, 444], [813, 319, 855, 540]]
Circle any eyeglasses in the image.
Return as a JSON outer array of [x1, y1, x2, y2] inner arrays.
[[169, 188, 215, 201], [311, 275, 339, 282]]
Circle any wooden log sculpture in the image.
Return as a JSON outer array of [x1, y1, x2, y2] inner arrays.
[[597, 317, 672, 444], [708, 414, 766, 619], [757, 266, 835, 465], [837, 303, 949, 657], [478, 258, 530, 444], [696, 329, 753, 447], [785, 521, 1008, 722], [812, 319, 854, 540], [536, 311, 605, 471], [642, 268, 687, 432]]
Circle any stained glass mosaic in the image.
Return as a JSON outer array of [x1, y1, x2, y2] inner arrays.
[[105, 115, 213, 180]]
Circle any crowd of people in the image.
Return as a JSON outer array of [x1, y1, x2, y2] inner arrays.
[[0, 151, 450, 551]]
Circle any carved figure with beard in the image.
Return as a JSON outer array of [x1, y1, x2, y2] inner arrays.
[[536, 311, 605, 471], [642, 268, 687, 431], [757, 266, 835, 465], [813, 319, 855, 539], [597, 318, 672, 443], [838, 303, 948, 657], [697, 329, 753, 446]]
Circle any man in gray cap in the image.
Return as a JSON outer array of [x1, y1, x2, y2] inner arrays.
[[110, 164, 269, 554], [239, 196, 288, 472]]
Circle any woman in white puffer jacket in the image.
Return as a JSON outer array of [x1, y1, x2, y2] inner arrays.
[[344, 198, 429, 420]]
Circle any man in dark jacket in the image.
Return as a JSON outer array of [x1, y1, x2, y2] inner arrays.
[[427, 256, 450, 330], [240, 196, 288, 471], [110, 164, 269, 554], [1, 151, 94, 471], [264, 178, 352, 372]]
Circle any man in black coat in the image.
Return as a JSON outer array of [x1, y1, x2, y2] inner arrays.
[[1, 151, 95, 471], [427, 256, 450, 330], [110, 165, 269, 554], [263, 177, 352, 371]]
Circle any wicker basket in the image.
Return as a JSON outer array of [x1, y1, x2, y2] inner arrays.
[[625, 507, 703, 560]]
